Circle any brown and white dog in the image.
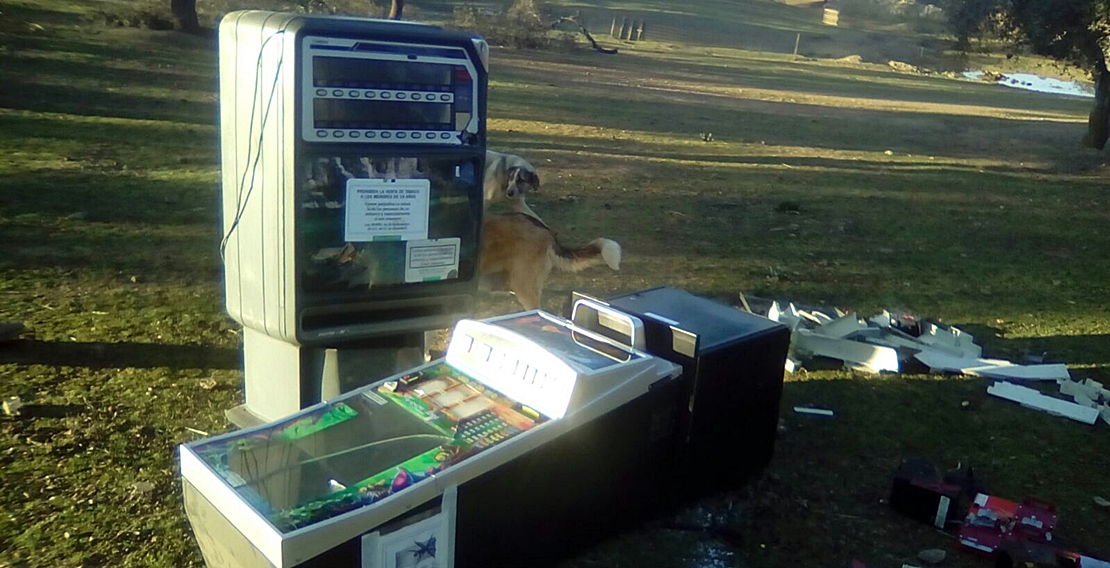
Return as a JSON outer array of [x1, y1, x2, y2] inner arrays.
[[484, 150, 546, 226], [480, 213, 621, 310]]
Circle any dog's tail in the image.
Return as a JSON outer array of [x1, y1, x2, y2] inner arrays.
[[550, 238, 621, 273]]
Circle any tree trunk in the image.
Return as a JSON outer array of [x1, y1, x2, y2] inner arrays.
[[1084, 58, 1109, 150], [388, 0, 404, 19], [170, 0, 200, 33]]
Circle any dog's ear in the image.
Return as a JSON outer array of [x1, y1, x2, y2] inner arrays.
[[509, 167, 539, 192]]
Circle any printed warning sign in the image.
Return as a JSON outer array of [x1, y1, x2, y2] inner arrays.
[[405, 238, 460, 283], [344, 178, 430, 242]]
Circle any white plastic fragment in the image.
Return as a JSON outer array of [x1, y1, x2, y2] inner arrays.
[[784, 357, 802, 374], [1073, 392, 1098, 409], [1061, 380, 1103, 401], [914, 352, 1067, 381], [918, 322, 982, 358], [798, 309, 834, 326], [987, 381, 1100, 424], [863, 332, 928, 355], [768, 301, 803, 331], [975, 364, 1070, 381], [795, 329, 900, 373], [915, 351, 1013, 374], [868, 311, 895, 329], [815, 312, 869, 339], [1101, 404, 1110, 426], [1080, 556, 1110, 568], [794, 406, 834, 416], [1083, 379, 1110, 401]]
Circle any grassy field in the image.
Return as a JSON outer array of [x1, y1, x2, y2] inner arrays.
[[1, 0, 1109, 567]]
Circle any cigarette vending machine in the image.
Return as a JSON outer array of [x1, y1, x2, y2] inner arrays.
[[217, 11, 488, 424]]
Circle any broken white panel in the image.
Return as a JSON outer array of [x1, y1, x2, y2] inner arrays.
[[1083, 379, 1110, 401], [794, 406, 834, 417], [1079, 556, 1110, 568], [915, 351, 1013, 375], [798, 309, 834, 326], [917, 323, 982, 358], [844, 327, 884, 341], [975, 364, 1070, 382], [913, 352, 1066, 381], [868, 310, 895, 329], [815, 312, 869, 339], [784, 357, 802, 374], [1101, 405, 1110, 426], [987, 381, 1100, 425], [862, 331, 929, 356], [1061, 380, 1103, 402], [768, 301, 803, 331], [1073, 392, 1098, 409], [795, 329, 900, 373]]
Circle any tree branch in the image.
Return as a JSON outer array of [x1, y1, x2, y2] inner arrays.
[[552, 15, 618, 54]]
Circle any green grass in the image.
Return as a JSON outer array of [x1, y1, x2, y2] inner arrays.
[[1, 1, 1109, 567]]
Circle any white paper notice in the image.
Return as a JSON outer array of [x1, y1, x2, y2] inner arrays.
[[345, 178, 430, 242], [405, 238, 461, 283]]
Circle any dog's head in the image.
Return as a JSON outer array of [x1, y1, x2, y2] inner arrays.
[[504, 166, 539, 200]]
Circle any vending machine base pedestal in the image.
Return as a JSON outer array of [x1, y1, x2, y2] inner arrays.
[[228, 328, 427, 427]]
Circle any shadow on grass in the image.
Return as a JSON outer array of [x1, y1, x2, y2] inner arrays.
[[955, 324, 1110, 369], [0, 80, 216, 126], [0, 339, 239, 370], [11, 403, 85, 419]]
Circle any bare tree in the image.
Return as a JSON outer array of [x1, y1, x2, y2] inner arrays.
[[170, 0, 200, 33], [388, 0, 404, 19]]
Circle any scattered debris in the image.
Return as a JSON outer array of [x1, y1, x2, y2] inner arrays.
[[184, 427, 209, 437], [784, 357, 803, 374], [198, 378, 218, 390], [2, 396, 23, 416], [889, 459, 964, 529], [793, 406, 833, 417], [917, 548, 946, 564], [764, 303, 975, 375], [794, 329, 900, 374], [1094, 496, 1110, 508], [752, 295, 1110, 428], [958, 494, 1057, 555], [915, 352, 1069, 381], [987, 382, 1099, 425]]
